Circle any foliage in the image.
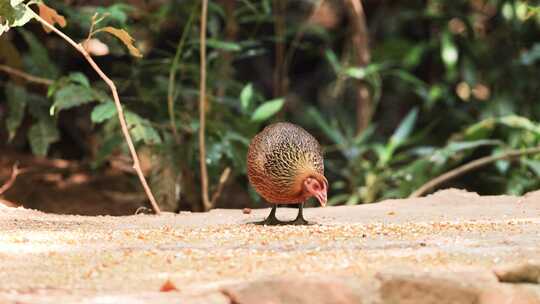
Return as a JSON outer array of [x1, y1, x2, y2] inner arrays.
[[1, 0, 540, 211], [309, 0, 540, 202]]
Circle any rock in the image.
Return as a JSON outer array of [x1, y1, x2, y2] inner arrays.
[[377, 271, 540, 304], [518, 190, 540, 205], [429, 188, 481, 199], [494, 262, 540, 284], [377, 273, 483, 304], [479, 285, 540, 304], [221, 277, 364, 304]]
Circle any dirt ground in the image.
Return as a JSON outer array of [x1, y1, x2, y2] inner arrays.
[[1, 188, 540, 303]]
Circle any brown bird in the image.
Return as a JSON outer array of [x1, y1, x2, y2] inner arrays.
[[247, 122, 328, 225]]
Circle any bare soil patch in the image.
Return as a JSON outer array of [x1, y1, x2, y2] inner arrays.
[[0, 189, 539, 303]]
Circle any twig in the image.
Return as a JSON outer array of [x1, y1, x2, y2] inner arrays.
[[27, 6, 162, 215], [210, 167, 231, 206], [0, 163, 25, 196], [199, 0, 211, 211], [0, 64, 53, 86], [168, 5, 197, 144], [86, 13, 98, 41], [409, 146, 540, 198], [210, 167, 231, 207]]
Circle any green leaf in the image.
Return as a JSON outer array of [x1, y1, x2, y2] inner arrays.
[[308, 107, 346, 146], [26, 91, 50, 120], [389, 107, 418, 147], [251, 98, 284, 122], [68, 72, 90, 88], [445, 140, 501, 153], [380, 108, 418, 166], [519, 43, 540, 65], [524, 159, 540, 177], [430, 139, 501, 165], [52, 84, 95, 113], [0, 1, 35, 36], [498, 115, 540, 135], [495, 159, 510, 174], [346, 67, 368, 79], [441, 31, 458, 68], [19, 28, 59, 78], [92, 89, 113, 103], [427, 85, 443, 107], [240, 83, 254, 111], [5, 83, 27, 141], [403, 43, 427, 68], [27, 118, 59, 156], [125, 111, 162, 144], [463, 118, 496, 140], [91, 102, 117, 123], [206, 39, 241, 51], [345, 64, 383, 79], [95, 4, 133, 25], [325, 49, 341, 74]]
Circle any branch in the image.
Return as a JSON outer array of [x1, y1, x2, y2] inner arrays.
[[0, 163, 26, 196], [409, 146, 540, 198], [27, 7, 161, 215], [210, 167, 231, 207], [199, 0, 211, 211], [0, 64, 53, 86]]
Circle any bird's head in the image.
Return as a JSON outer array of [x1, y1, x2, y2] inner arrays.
[[303, 174, 328, 207]]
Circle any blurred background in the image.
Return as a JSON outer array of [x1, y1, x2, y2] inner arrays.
[[0, 0, 539, 215]]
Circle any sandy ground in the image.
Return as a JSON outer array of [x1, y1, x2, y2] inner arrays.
[[0, 189, 539, 303]]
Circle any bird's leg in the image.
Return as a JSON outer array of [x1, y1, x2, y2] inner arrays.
[[252, 205, 287, 225], [287, 202, 311, 225]]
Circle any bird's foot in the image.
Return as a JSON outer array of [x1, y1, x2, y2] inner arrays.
[[251, 217, 288, 226], [286, 217, 313, 226]]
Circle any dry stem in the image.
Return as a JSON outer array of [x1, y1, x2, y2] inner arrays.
[[0, 64, 53, 86], [0, 163, 25, 196], [199, 0, 211, 211], [210, 167, 231, 207], [28, 7, 161, 214], [410, 146, 540, 198]]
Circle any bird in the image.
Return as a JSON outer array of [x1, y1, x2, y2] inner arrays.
[[247, 122, 328, 225]]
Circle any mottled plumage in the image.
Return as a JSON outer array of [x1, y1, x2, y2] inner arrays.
[[247, 122, 326, 204]]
